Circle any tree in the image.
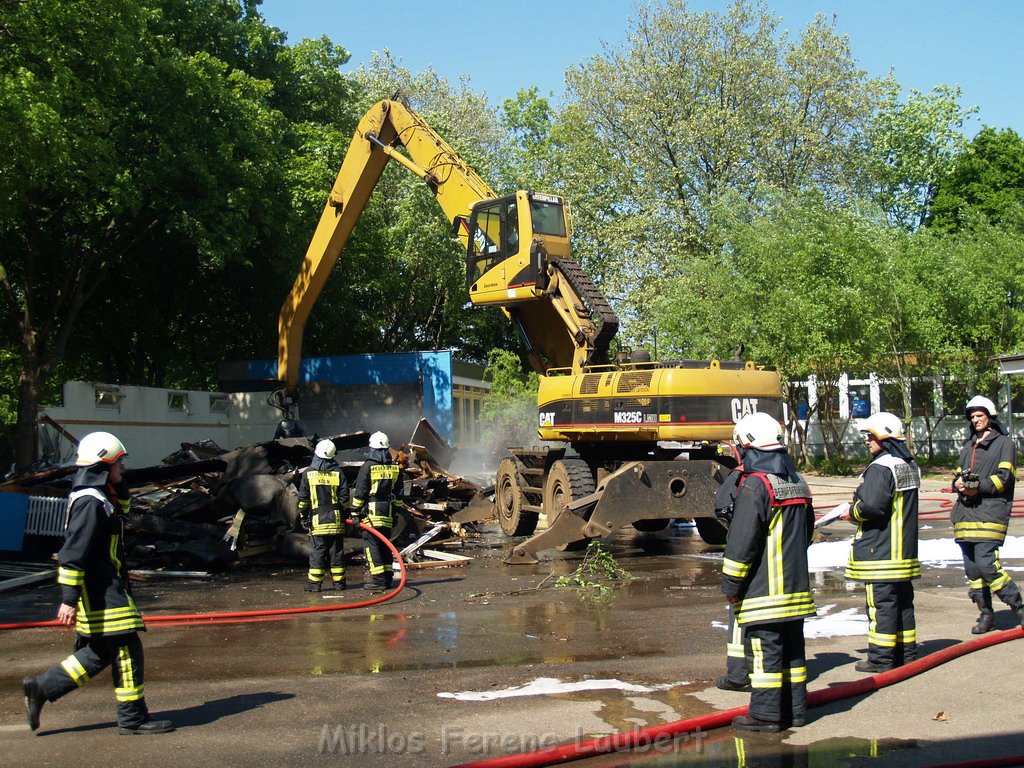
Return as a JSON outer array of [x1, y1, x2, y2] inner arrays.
[[0, 0, 359, 467], [657, 192, 896, 460], [550, 0, 889, 344], [867, 84, 977, 230], [929, 127, 1024, 232], [479, 349, 539, 463]]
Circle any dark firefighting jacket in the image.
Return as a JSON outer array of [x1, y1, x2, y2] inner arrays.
[[297, 455, 350, 536], [722, 455, 816, 627], [351, 448, 403, 528], [952, 427, 1016, 544], [56, 469, 145, 637], [846, 452, 921, 582]]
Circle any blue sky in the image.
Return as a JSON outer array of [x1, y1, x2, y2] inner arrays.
[[257, 0, 1023, 135]]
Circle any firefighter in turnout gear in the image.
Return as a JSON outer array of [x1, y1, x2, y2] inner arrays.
[[22, 432, 173, 735], [839, 412, 921, 672], [298, 439, 351, 592], [722, 413, 815, 732], [352, 432, 403, 591], [713, 446, 753, 693], [951, 396, 1022, 632]]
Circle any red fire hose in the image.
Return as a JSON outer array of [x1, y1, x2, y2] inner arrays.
[[448, 626, 1024, 768], [0, 521, 406, 632]]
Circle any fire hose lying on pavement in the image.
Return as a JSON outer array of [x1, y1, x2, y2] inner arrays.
[[0, 521, 406, 631]]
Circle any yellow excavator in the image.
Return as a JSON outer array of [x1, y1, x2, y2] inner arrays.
[[278, 98, 784, 562]]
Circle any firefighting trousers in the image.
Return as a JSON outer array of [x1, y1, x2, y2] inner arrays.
[[865, 582, 916, 667], [725, 604, 752, 686], [959, 541, 1023, 611], [309, 534, 346, 585], [362, 525, 393, 586], [746, 620, 806, 724], [35, 633, 148, 728]]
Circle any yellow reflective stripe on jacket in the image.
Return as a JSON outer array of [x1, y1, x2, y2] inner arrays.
[[735, 591, 815, 625], [58, 567, 84, 587], [954, 521, 1008, 540], [723, 558, 751, 578], [767, 508, 784, 596], [891, 493, 904, 561], [998, 461, 1014, 471], [845, 559, 921, 580]]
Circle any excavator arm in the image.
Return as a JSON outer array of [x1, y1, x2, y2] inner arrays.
[[278, 99, 618, 399]]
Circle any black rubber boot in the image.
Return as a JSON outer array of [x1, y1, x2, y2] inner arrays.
[[332, 580, 346, 591], [119, 719, 174, 735], [855, 660, 893, 673], [22, 676, 45, 732], [732, 714, 781, 733], [715, 675, 751, 692], [304, 582, 322, 593], [971, 610, 996, 634]]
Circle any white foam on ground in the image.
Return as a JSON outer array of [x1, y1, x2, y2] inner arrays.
[[808, 535, 1024, 571], [804, 605, 869, 638], [712, 605, 868, 638], [437, 677, 688, 701]]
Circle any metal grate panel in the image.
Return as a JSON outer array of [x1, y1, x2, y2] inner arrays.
[[24, 495, 68, 536]]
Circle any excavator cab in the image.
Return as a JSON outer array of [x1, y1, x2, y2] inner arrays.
[[465, 191, 571, 306]]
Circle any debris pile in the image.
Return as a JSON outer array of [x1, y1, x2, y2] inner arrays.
[[2, 419, 492, 571]]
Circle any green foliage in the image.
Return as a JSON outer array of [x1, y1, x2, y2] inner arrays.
[[930, 127, 1024, 232], [555, 541, 635, 603], [809, 456, 855, 476], [867, 84, 977, 230], [478, 349, 539, 459]]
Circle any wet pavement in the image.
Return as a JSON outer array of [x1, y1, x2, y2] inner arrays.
[[1, 475, 1023, 767]]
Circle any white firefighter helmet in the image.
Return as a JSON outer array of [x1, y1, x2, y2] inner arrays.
[[732, 412, 784, 450], [314, 439, 337, 459], [369, 431, 390, 450], [858, 411, 906, 441], [964, 395, 997, 418], [75, 431, 128, 466]]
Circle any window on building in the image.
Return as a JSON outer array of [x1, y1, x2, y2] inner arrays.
[[168, 392, 190, 414], [94, 386, 123, 410], [880, 381, 906, 418], [849, 383, 871, 419], [910, 379, 937, 417]]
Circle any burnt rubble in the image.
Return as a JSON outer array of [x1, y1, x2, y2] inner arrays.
[[3, 419, 492, 571]]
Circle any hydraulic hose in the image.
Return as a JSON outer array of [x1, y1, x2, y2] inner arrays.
[[448, 626, 1024, 768], [0, 521, 406, 632]]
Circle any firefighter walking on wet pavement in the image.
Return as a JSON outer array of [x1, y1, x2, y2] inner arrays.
[[298, 438, 350, 592], [722, 413, 816, 733], [352, 431, 404, 591], [839, 412, 921, 672], [21, 432, 173, 735], [951, 395, 1023, 632]]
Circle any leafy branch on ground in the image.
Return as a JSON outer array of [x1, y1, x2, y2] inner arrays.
[[552, 541, 635, 602]]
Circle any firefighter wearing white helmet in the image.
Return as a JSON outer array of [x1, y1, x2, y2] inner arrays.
[[838, 412, 921, 673], [298, 438, 350, 592], [723, 412, 815, 732], [952, 395, 1021, 632], [22, 432, 173, 735], [352, 431, 402, 591]]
